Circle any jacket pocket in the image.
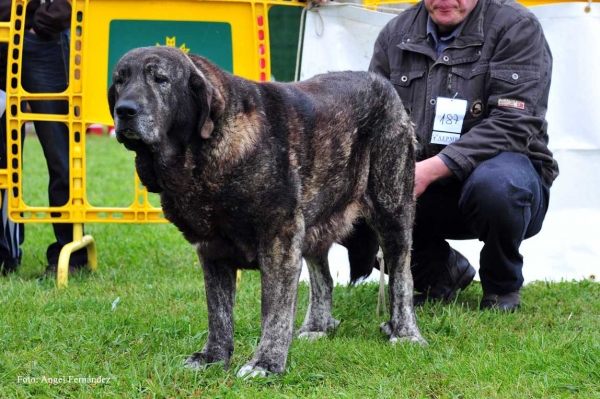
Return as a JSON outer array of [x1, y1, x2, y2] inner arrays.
[[490, 70, 540, 84], [390, 69, 425, 115], [451, 62, 489, 80], [490, 68, 540, 113]]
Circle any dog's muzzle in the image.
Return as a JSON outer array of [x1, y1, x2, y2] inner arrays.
[[115, 99, 142, 140]]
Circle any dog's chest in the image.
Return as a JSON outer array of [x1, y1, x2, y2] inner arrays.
[[167, 199, 260, 266], [161, 182, 261, 253]]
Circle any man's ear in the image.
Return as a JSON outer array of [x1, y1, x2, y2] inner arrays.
[[107, 84, 116, 119], [190, 69, 223, 139]]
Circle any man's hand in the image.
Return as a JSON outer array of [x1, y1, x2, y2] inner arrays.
[[414, 156, 453, 197]]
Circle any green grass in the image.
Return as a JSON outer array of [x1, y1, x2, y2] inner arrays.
[[1, 135, 599, 398]]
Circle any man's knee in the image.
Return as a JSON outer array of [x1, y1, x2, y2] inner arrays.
[[460, 153, 540, 227]]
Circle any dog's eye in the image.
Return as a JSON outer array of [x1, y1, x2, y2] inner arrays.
[[114, 76, 124, 85], [155, 75, 169, 85]]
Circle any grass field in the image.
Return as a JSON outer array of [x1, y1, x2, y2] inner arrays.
[[1, 135, 599, 398]]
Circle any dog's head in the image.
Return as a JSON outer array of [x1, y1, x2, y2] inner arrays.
[[108, 46, 222, 151]]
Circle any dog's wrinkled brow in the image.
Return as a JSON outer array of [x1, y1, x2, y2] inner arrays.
[[143, 55, 161, 65], [113, 66, 129, 80], [144, 63, 160, 73]]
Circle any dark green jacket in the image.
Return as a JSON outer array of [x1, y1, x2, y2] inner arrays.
[[369, 0, 559, 186]]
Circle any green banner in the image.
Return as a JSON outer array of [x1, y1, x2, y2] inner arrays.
[[108, 20, 233, 87]]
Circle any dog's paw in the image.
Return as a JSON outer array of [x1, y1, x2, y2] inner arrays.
[[297, 317, 340, 339], [237, 364, 270, 379], [380, 322, 427, 346], [326, 317, 341, 330], [380, 321, 393, 336], [389, 335, 428, 346], [185, 355, 208, 370], [184, 352, 227, 370], [297, 331, 327, 341]]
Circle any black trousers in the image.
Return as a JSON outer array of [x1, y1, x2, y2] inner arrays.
[[345, 152, 550, 295]]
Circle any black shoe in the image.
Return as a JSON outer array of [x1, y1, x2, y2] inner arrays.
[[414, 249, 476, 306], [40, 263, 86, 278], [480, 292, 520, 312], [1, 258, 20, 276]]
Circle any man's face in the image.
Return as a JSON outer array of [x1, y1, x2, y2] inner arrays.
[[424, 0, 479, 33]]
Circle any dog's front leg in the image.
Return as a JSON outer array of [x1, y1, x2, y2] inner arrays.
[[186, 256, 237, 370], [237, 215, 304, 378]]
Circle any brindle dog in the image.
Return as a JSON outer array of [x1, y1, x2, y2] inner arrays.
[[109, 46, 425, 377]]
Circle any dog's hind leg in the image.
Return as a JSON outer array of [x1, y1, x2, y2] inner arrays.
[[376, 229, 425, 345], [297, 250, 340, 340], [372, 208, 425, 344], [237, 212, 305, 378], [185, 257, 237, 370], [369, 125, 426, 346], [372, 203, 425, 344]]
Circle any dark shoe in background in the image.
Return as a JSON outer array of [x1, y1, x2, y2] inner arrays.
[[0, 258, 20, 276], [480, 291, 521, 312], [414, 248, 476, 306], [40, 263, 86, 279]]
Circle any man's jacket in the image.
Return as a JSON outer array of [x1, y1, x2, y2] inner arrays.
[[369, 0, 559, 186]]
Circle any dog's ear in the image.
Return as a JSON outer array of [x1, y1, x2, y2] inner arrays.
[[107, 84, 116, 119], [191, 73, 213, 139], [190, 68, 223, 139]]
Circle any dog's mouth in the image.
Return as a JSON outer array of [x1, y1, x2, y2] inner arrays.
[[116, 127, 142, 142]]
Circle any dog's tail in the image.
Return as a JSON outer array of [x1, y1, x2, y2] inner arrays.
[[343, 220, 381, 284]]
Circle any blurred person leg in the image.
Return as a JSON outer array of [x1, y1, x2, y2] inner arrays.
[[21, 30, 87, 270]]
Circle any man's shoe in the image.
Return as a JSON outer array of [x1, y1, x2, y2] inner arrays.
[[414, 249, 476, 306], [480, 292, 520, 312], [413, 293, 429, 307], [1, 258, 20, 276]]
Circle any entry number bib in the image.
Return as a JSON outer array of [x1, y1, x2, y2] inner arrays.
[[431, 97, 468, 145]]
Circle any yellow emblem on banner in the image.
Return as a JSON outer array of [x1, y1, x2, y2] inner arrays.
[[156, 36, 190, 53]]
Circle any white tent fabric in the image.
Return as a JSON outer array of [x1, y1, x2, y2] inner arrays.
[[298, 2, 600, 285]]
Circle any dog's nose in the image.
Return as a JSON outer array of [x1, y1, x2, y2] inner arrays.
[[115, 100, 139, 120]]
